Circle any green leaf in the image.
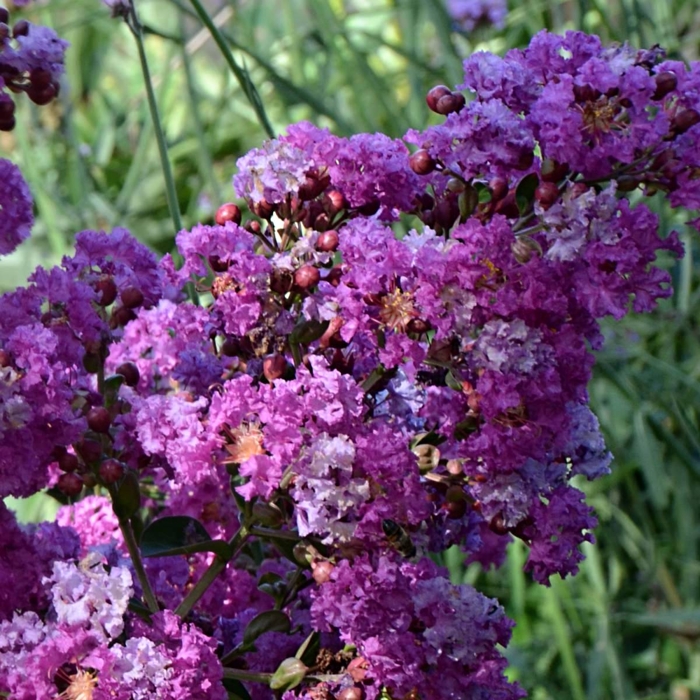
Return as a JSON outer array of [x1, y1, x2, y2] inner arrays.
[[140, 516, 233, 558], [516, 173, 539, 215], [112, 470, 141, 520], [222, 678, 253, 700], [243, 610, 291, 647], [290, 319, 328, 346]]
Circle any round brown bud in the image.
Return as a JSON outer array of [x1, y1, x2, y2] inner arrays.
[[426, 85, 452, 112], [0, 99, 14, 120], [110, 305, 137, 329], [324, 189, 347, 215], [263, 354, 287, 381], [293, 265, 320, 291], [573, 84, 600, 103], [99, 458, 125, 485], [616, 176, 641, 192], [29, 68, 52, 89], [488, 177, 508, 202], [12, 19, 30, 38], [409, 149, 436, 175], [0, 348, 12, 367], [0, 115, 15, 131], [311, 559, 335, 585], [270, 268, 293, 294], [215, 202, 242, 226], [95, 275, 118, 306], [245, 220, 262, 235], [0, 9, 9, 24], [653, 71, 677, 101], [120, 286, 144, 310], [86, 406, 111, 434], [406, 318, 431, 335], [298, 174, 326, 201], [316, 229, 339, 252], [75, 439, 103, 464], [535, 181, 559, 209], [540, 158, 569, 183], [27, 82, 58, 106], [673, 108, 700, 135], [252, 199, 274, 219], [435, 93, 466, 115], [57, 452, 80, 473], [337, 688, 364, 700], [115, 361, 140, 387], [57, 472, 83, 497]]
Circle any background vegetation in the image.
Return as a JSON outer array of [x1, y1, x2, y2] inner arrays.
[[2, 0, 700, 698]]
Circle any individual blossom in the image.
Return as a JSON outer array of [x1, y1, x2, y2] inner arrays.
[[0, 159, 33, 255]]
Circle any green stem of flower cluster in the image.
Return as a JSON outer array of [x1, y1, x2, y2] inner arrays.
[[118, 516, 160, 614]]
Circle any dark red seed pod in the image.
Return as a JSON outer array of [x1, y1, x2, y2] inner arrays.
[[489, 513, 509, 536], [57, 452, 80, 473], [27, 82, 58, 106], [86, 406, 111, 434], [0, 8, 9, 24], [488, 177, 508, 202], [540, 158, 569, 183], [409, 148, 436, 175], [75, 439, 103, 464], [99, 458, 125, 485], [0, 115, 15, 131], [535, 181, 560, 208], [652, 71, 677, 101], [316, 229, 339, 252], [120, 286, 144, 310], [95, 275, 118, 306], [215, 202, 242, 226], [435, 93, 466, 115], [57, 472, 83, 497], [426, 85, 452, 112], [12, 19, 30, 38], [115, 361, 140, 387], [0, 349, 11, 367], [252, 199, 274, 219], [110, 306, 137, 329], [29, 67, 52, 89], [298, 174, 326, 201], [324, 189, 347, 215], [673, 108, 700, 134], [0, 97, 15, 119], [263, 354, 287, 381], [293, 265, 320, 291]]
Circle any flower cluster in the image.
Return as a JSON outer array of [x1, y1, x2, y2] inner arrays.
[[0, 27, 696, 700], [0, 6, 68, 130]]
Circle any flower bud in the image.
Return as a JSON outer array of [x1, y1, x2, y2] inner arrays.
[[75, 439, 103, 464], [653, 71, 677, 100], [99, 458, 125, 485], [115, 361, 140, 387], [311, 559, 335, 585], [673, 108, 700, 134], [252, 199, 274, 219], [409, 149, 436, 175], [27, 82, 58, 106], [95, 275, 118, 306], [269, 658, 308, 691], [540, 158, 569, 183], [444, 485, 467, 519], [57, 452, 80, 473], [30, 68, 52, 90], [0, 9, 9, 24], [12, 19, 30, 38], [338, 688, 364, 700], [110, 305, 137, 329], [86, 406, 111, 434], [511, 236, 541, 264], [57, 472, 83, 497], [406, 318, 431, 335], [316, 229, 339, 252], [298, 172, 327, 201], [435, 93, 466, 115], [208, 255, 230, 272], [263, 354, 287, 381], [270, 268, 293, 295], [535, 181, 559, 209], [120, 286, 144, 310], [252, 501, 285, 528], [324, 189, 347, 215], [293, 265, 320, 291], [426, 85, 452, 112], [324, 266, 343, 287], [215, 202, 242, 226]]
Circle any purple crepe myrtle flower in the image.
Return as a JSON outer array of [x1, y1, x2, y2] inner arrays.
[[0, 160, 33, 255]]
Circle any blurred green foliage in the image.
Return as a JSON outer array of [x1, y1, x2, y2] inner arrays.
[[2, 0, 700, 698]]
